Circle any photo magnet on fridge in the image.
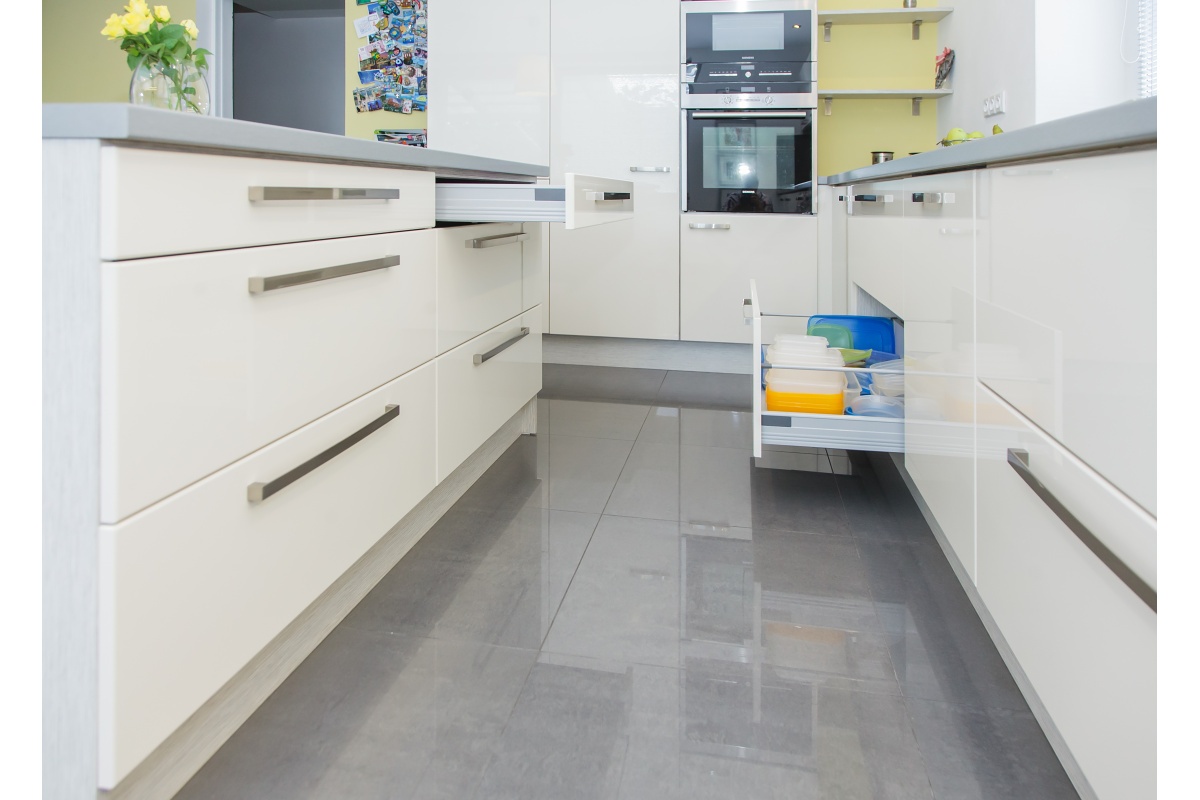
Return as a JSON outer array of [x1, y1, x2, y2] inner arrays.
[[401, 98, 414, 114], [366, 2, 380, 12], [353, 85, 383, 113], [378, 0, 400, 14], [353, 15, 378, 38], [358, 69, 384, 84], [381, 88, 406, 113]]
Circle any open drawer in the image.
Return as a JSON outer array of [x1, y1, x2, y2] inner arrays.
[[435, 173, 634, 229], [747, 280, 905, 458]]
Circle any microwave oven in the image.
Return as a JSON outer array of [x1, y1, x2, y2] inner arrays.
[[681, 0, 816, 109]]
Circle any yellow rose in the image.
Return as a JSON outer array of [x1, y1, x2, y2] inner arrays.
[[182, 19, 199, 39], [153, 5, 170, 22], [124, 0, 150, 16], [122, 11, 152, 34], [100, 13, 126, 39]]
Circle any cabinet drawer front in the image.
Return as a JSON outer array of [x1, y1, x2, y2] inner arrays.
[[978, 150, 1156, 515], [100, 146, 435, 259], [101, 230, 436, 523], [846, 179, 907, 317], [437, 309, 542, 481], [436, 223, 525, 353], [975, 384, 1155, 800], [98, 365, 436, 788]]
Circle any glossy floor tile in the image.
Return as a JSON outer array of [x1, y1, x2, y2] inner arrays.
[[176, 367, 1078, 800]]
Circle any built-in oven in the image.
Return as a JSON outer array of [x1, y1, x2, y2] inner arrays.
[[681, 0, 816, 109], [683, 108, 814, 214]]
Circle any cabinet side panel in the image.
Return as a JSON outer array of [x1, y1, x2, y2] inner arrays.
[[43, 138, 102, 798]]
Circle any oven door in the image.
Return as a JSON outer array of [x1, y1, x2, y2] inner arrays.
[[683, 2, 814, 66], [684, 109, 814, 214]]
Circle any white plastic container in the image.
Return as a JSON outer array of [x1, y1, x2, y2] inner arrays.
[[869, 358, 905, 396], [765, 368, 845, 393], [849, 394, 904, 418], [766, 344, 844, 367], [773, 334, 829, 348]]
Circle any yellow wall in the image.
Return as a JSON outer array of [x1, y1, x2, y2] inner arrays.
[[43, 0, 197, 103], [816, 0, 943, 176], [344, 0, 427, 141]]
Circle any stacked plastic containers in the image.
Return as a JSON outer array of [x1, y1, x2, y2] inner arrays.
[[764, 334, 859, 414]]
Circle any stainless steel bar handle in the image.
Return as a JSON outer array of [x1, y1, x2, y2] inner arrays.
[[912, 192, 943, 204], [248, 186, 401, 201], [248, 405, 399, 504], [691, 111, 809, 119], [465, 232, 529, 249], [474, 327, 530, 366], [629, 167, 671, 173], [853, 194, 881, 202], [689, 223, 731, 230], [248, 255, 399, 294], [585, 191, 632, 201], [1006, 448, 1156, 612]]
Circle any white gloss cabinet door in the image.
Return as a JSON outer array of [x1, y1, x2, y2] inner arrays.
[[437, 309, 542, 482], [845, 180, 906, 318], [975, 384, 1155, 800], [680, 215, 819, 344], [901, 172, 977, 578], [978, 150, 1156, 515], [101, 230, 436, 523], [426, 0, 548, 165], [99, 364, 436, 788], [548, 0, 680, 340], [436, 223, 525, 354]]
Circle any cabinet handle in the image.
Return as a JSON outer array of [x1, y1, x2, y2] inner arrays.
[[465, 232, 529, 249], [248, 405, 399, 504], [585, 191, 632, 202], [689, 223, 731, 230], [248, 255, 399, 294], [248, 186, 401, 202], [629, 166, 671, 173], [1006, 448, 1156, 612], [853, 194, 889, 203], [912, 192, 943, 204], [474, 327, 530, 366]]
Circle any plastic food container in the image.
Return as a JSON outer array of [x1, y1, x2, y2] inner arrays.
[[848, 395, 904, 418], [869, 358, 905, 397], [807, 323, 853, 349], [766, 345, 844, 367], [807, 316, 897, 354], [774, 334, 829, 348], [764, 368, 846, 414]]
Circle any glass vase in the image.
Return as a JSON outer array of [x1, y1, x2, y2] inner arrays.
[[129, 56, 211, 115]]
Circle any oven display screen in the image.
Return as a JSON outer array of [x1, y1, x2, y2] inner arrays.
[[711, 13, 786, 52]]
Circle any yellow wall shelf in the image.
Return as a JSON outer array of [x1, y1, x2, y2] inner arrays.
[[818, 8, 953, 41], [820, 88, 952, 116]]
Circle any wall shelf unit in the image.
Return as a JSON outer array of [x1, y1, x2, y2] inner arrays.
[[818, 8, 953, 41], [820, 88, 952, 116]]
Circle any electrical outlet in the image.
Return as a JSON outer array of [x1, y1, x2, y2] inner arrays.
[[983, 91, 1007, 118]]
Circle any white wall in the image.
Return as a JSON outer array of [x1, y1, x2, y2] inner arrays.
[[936, 0, 1037, 135], [1034, 0, 1142, 123], [937, 0, 1146, 134], [234, 12, 345, 135]]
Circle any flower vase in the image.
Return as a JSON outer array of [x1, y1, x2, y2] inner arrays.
[[129, 56, 210, 114]]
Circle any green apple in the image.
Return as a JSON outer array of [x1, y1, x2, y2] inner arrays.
[[967, 131, 984, 139], [992, 124, 1004, 134]]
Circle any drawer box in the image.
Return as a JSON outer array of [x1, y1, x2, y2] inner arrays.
[[101, 230, 436, 523], [100, 146, 435, 259], [975, 382, 1155, 800], [436, 223, 525, 354], [434, 173, 635, 228], [98, 364, 436, 788], [846, 178, 907, 318], [437, 309, 542, 482]]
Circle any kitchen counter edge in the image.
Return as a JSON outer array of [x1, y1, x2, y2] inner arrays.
[[42, 104, 549, 181], [824, 96, 1156, 185]]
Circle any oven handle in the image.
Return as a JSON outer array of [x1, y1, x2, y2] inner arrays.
[[690, 111, 810, 119]]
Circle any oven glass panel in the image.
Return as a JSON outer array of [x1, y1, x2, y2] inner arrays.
[[711, 13, 786, 52], [686, 114, 813, 214]]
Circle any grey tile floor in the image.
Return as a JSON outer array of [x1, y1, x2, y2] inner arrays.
[[175, 365, 1078, 800]]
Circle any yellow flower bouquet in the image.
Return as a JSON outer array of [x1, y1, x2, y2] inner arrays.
[[102, 2, 212, 113]]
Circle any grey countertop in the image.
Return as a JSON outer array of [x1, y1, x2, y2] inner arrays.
[[42, 103, 549, 181], [824, 96, 1156, 185]]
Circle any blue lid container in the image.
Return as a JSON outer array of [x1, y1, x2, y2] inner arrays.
[[807, 315, 896, 355]]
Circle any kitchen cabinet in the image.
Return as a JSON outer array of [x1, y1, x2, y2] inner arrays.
[[975, 384, 1155, 800], [45, 118, 552, 793], [681, 214, 819, 344], [547, 0, 680, 340], [832, 134, 1157, 800], [426, 0, 550, 165], [978, 149, 1157, 516]]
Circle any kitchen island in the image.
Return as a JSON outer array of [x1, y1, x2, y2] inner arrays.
[[44, 105, 551, 800]]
